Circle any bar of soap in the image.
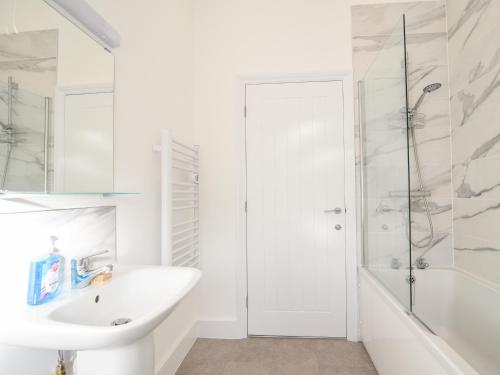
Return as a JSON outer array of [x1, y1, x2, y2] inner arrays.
[[91, 272, 113, 285]]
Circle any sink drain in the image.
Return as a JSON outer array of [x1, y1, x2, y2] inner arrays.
[[110, 318, 132, 326]]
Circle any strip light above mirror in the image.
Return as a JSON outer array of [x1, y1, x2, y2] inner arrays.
[[43, 0, 121, 49]]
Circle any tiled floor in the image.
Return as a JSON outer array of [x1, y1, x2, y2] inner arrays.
[[176, 338, 378, 375]]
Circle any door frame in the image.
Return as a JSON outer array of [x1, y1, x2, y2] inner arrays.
[[236, 72, 359, 341]]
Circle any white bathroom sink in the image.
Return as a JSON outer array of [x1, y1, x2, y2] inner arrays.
[[0, 266, 201, 351]]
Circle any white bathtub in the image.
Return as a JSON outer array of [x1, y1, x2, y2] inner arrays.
[[359, 267, 495, 375], [412, 268, 500, 375]]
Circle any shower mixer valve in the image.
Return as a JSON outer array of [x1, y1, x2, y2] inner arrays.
[[415, 257, 430, 270]]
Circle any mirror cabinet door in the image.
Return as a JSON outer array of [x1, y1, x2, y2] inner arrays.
[[0, 0, 114, 193]]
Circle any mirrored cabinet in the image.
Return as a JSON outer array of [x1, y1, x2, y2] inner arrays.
[[0, 0, 118, 194]]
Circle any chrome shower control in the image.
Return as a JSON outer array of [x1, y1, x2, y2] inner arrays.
[[335, 224, 342, 230]]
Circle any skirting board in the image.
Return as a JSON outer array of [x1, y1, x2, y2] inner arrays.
[[156, 323, 197, 375], [197, 319, 246, 339]]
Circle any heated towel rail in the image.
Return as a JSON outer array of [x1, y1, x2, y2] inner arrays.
[[155, 130, 200, 267]]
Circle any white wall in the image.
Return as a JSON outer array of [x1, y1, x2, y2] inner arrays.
[[192, 0, 435, 336], [193, 0, 350, 337], [87, 0, 195, 265]]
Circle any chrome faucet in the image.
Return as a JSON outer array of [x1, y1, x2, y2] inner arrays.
[[415, 257, 430, 270], [71, 250, 113, 289], [390, 258, 402, 269]]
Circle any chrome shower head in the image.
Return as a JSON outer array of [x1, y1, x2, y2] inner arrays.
[[412, 82, 442, 112], [423, 83, 442, 93]]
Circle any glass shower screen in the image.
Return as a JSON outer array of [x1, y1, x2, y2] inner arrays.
[[0, 78, 49, 192], [359, 16, 412, 309]]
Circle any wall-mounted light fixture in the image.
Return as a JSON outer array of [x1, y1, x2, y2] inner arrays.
[[43, 0, 121, 49]]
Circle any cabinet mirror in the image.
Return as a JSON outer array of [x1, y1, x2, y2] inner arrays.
[[0, 0, 114, 194]]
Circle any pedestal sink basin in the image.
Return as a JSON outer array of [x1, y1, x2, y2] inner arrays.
[[0, 266, 201, 375], [48, 266, 200, 350]]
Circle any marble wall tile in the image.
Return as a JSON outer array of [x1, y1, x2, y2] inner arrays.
[[453, 198, 500, 247], [0, 206, 116, 310], [453, 197, 500, 284], [0, 30, 58, 62], [448, 0, 500, 285], [0, 30, 58, 97], [455, 250, 500, 286], [451, 89, 500, 195], [417, 232, 453, 266], [407, 64, 450, 100], [352, 0, 453, 269], [352, 1, 447, 37], [353, 32, 448, 67]]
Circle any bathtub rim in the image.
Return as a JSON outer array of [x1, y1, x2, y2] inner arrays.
[[360, 266, 478, 375], [365, 264, 500, 310], [420, 265, 500, 295]]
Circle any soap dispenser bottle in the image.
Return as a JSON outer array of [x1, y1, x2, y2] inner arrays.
[[49, 235, 65, 286], [27, 236, 65, 306]]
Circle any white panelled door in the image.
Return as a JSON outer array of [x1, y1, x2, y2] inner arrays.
[[246, 81, 346, 337], [63, 92, 114, 192]]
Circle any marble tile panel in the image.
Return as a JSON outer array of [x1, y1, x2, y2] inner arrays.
[[410, 131, 451, 166], [407, 64, 450, 102], [448, 0, 500, 288], [410, 163, 452, 195], [365, 196, 409, 231], [411, 197, 452, 233], [448, 0, 500, 81], [453, 197, 500, 248], [450, 85, 500, 164], [351, 1, 446, 37], [365, 165, 410, 198], [353, 32, 448, 76], [0, 30, 58, 62], [453, 195, 500, 285], [406, 32, 449, 67], [352, 0, 452, 269], [449, 65, 500, 134], [454, 250, 500, 286], [454, 154, 500, 199], [448, 0, 500, 140], [0, 207, 116, 309], [365, 229, 411, 267], [414, 232, 453, 266]]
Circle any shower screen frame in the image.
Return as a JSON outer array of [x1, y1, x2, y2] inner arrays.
[[359, 14, 413, 311]]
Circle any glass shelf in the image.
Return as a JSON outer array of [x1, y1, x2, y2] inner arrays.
[[0, 192, 139, 198]]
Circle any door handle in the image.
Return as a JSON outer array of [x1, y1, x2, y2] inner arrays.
[[335, 224, 342, 231], [324, 208, 344, 214]]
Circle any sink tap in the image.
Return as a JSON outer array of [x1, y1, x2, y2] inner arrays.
[[415, 257, 430, 270], [390, 257, 402, 269], [71, 250, 113, 289]]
